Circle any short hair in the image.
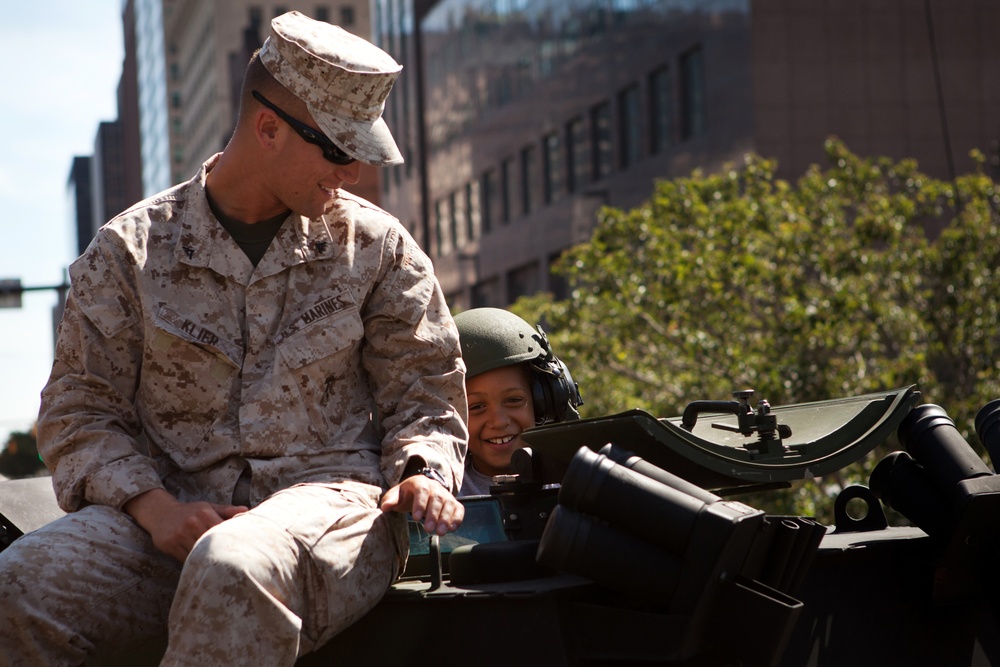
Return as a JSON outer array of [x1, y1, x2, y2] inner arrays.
[[237, 49, 306, 126]]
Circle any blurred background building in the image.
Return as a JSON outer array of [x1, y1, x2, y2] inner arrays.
[[70, 0, 1000, 312], [374, 0, 999, 309], [69, 0, 374, 253]]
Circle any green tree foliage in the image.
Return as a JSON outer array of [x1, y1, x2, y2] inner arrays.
[[513, 139, 1000, 520]]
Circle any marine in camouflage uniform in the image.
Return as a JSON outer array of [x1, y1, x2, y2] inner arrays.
[[0, 12, 467, 666]]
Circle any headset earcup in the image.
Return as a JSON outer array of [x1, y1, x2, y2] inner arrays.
[[548, 361, 571, 421], [532, 362, 573, 425], [531, 372, 552, 424]]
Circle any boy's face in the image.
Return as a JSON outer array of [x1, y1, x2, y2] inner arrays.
[[465, 364, 535, 477]]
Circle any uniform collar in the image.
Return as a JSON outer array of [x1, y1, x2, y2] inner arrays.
[[174, 155, 338, 284]]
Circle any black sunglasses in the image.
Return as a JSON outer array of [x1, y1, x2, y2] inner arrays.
[[252, 90, 355, 165]]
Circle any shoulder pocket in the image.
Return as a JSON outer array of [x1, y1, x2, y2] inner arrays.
[[70, 251, 138, 339], [381, 236, 436, 326]]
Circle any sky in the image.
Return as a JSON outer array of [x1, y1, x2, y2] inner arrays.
[[0, 2, 123, 437]]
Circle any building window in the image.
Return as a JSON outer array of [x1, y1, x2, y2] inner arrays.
[[171, 91, 182, 109], [548, 253, 569, 301], [649, 66, 672, 154], [507, 262, 540, 302], [591, 101, 613, 180], [543, 132, 564, 205], [315, 6, 329, 22], [434, 199, 445, 256], [249, 7, 262, 27], [521, 145, 539, 215], [680, 46, 706, 140], [618, 84, 641, 168], [444, 291, 462, 311], [465, 181, 477, 241], [472, 279, 500, 309], [341, 6, 356, 26], [481, 168, 498, 234], [449, 190, 460, 249], [566, 116, 588, 194], [500, 156, 515, 225], [274, 6, 288, 18]]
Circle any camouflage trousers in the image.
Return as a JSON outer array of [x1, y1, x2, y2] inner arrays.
[[0, 483, 407, 666]]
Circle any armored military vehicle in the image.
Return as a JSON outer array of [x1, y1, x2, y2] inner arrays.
[[3, 385, 1000, 665]]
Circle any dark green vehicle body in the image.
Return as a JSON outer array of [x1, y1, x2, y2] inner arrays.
[[4, 386, 1000, 665]]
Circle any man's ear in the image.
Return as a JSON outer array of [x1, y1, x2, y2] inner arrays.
[[255, 109, 280, 149]]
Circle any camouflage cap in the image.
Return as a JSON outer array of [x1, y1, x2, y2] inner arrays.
[[260, 11, 403, 166]]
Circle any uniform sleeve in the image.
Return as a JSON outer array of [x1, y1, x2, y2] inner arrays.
[[362, 226, 468, 493], [37, 238, 164, 512]]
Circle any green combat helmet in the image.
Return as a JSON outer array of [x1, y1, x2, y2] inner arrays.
[[454, 307, 583, 425]]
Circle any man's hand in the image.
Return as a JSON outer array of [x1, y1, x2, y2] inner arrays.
[[380, 475, 464, 536], [124, 488, 248, 562]]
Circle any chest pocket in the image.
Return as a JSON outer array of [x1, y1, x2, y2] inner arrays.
[[139, 306, 243, 463], [276, 292, 366, 442], [277, 310, 364, 368], [154, 307, 242, 363], [276, 290, 363, 368]]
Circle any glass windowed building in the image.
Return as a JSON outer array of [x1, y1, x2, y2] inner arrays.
[[374, 0, 999, 310]]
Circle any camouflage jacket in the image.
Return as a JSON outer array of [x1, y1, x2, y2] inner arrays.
[[38, 156, 467, 512]]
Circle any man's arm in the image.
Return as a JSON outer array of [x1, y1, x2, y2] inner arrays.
[[363, 226, 469, 516], [39, 241, 165, 513]]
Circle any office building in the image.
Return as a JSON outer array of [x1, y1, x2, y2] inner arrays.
[[135, 0, 172, 197], [373, 0, 1000, 310], [66, 157, 96, 258]]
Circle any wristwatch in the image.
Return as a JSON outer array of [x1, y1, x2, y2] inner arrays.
[[414, 466, 448, 489]]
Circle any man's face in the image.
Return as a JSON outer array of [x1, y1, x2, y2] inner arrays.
[[465, 364, 536, 478], [266, 101, 363, 219]]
